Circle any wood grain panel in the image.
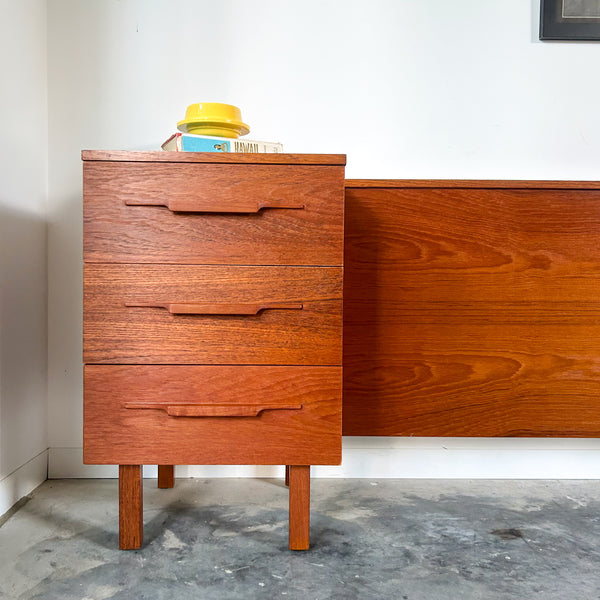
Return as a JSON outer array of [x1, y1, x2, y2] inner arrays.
[[83, 150, 346, 165], [84, 365, 342, 465], [343, 184, 600, 437], [84, 264, 342, 365], [83, 161, 344, 265], [346, 179, 600, 189]]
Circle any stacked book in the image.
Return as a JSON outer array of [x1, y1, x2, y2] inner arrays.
[[162, 132, 283, 154]]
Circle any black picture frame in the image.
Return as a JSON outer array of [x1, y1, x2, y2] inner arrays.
[[540, 0, 600, 40]]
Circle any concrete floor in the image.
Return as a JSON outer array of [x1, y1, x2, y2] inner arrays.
[[0, 479, 599, 600]]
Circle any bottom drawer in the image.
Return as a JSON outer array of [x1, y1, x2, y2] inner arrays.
[[84, 365, 341, 465]]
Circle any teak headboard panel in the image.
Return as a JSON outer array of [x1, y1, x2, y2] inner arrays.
[[343, 179, 600, 437]]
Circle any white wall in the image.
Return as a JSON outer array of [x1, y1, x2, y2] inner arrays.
[[47, 0, 600, 479], [0, 0, 48, 515]]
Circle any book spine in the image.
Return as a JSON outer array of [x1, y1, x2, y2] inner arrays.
[[163, 134, 283, 153], [228, 139, 283, 153]]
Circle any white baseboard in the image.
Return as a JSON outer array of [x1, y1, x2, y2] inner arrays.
[[48, 448, 289, 479], [49, 438, 600, 479], [0, 450, 48, 518]]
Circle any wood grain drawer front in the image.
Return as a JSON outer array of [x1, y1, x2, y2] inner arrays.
[[84, 365, 342, 465], [84, 264, 343, 365], [344, 184, 600, 437], [83, 162, 344, 265]]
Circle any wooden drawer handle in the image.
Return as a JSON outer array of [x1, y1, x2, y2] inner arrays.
[[124, 198, 305, 213], [125, 302, 303, 315], [123, 402, 302, 417]]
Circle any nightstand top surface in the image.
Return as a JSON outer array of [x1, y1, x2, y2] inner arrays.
[[82, 150, 346, 166]]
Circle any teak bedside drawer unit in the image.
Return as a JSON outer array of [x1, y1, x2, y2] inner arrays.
[[82, 151, 345, 551]]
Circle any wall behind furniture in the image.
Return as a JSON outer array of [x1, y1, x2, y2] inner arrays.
[[47, 0, 600, 478], [0, 0, 48, 515]]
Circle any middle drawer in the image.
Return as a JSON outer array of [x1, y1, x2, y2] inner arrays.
[[84, 264, 343, 365]]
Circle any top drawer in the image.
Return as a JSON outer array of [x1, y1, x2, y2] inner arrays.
[[83, 157, 345, 265]]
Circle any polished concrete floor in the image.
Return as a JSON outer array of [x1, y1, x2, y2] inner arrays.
[[0, 478, 599, 599]]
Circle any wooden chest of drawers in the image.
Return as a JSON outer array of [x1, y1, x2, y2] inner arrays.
[[82, 151, 345, 550]]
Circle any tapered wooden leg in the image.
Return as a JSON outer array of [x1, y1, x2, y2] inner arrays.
[[285, 465, 290, 487], [288, 465, 310, 550], [119, 465, 143, 550], [158, 465, 175, 488]]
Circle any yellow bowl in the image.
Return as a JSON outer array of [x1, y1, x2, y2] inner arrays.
[[177, 102, 250, 138]]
